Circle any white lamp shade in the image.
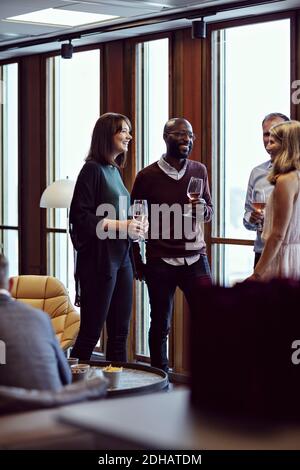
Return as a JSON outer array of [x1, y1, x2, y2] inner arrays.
[[40, 179, 75, 209]]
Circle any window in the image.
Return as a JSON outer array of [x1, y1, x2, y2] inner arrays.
[[0, 63, 19, 275], [211, 19, 291, 285], [46, 50, 100, 299], [135, 38, 169, 357]]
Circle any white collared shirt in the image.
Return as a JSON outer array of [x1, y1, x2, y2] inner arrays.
[[157, 154, 188, 180]]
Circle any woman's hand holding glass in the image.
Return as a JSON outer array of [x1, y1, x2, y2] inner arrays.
[[129, 200, 149, 241], [105, 217, 148, 240]]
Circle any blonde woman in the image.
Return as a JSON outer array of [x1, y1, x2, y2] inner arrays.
[[247, 120, 300, 281]]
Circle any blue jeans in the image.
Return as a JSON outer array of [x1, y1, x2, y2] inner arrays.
[[145, 255, 211, 372]]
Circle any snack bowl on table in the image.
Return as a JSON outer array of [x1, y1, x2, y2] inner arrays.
[[71, 363, 90, 382], [102, 365, 123, 389]]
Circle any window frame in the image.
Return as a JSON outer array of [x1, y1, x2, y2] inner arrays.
[[45, 45, 102, 289], [0, 62, 20, 274], [126, 31, 173, 365]]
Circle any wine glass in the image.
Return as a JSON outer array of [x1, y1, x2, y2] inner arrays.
[[187, 177, 203, 202], [251, 188, 266, 231], [184, 177, 203, 217], [132, 199, 148, 241]]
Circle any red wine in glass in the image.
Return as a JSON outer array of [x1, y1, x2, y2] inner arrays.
[[187, 177, 203, 202], [187, 191, 201, 202], [252, 202, 266, 211]]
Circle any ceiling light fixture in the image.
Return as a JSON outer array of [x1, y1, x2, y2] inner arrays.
[[192, 18, 206, 39], [61, 40, 73, 59], [5, 8, 119, 27]]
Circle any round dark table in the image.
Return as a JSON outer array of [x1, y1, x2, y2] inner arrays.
[[87, 360, 169, 397]]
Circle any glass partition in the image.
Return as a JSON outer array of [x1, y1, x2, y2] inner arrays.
[[211, 19, 290, 285], [46, 50, 100, 298], [0, 63, 19, 275], [135, 38, 169, 356]]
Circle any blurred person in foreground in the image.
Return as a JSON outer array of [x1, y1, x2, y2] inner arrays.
[[0, 254, 71, 390]]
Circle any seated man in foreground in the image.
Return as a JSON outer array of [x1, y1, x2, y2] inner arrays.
[[0, 254, 71, 391]]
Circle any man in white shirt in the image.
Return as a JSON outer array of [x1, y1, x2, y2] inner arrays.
[[243, 112, 290, 266]]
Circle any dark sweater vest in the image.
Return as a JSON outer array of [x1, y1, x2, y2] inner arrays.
[[131, 159, 211, 259]]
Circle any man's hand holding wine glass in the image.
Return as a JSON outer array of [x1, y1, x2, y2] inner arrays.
[[186, 177, 205, 217], [250, 189, 266, 231]]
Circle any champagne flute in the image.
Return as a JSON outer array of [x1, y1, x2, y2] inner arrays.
[[132, 199, 148, 241], [187, 177, 204, 202], [251, 188, 266, 231]]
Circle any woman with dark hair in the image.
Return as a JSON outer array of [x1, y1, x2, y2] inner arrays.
[[70, 113, 146, 361]]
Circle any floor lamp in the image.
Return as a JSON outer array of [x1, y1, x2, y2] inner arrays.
[[40, 178, 75, 290]]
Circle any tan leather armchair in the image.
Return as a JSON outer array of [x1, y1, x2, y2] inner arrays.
[[11, 275, 80, 351]]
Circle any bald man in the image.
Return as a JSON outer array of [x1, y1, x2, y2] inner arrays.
[[131, 118, 213, 372]]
